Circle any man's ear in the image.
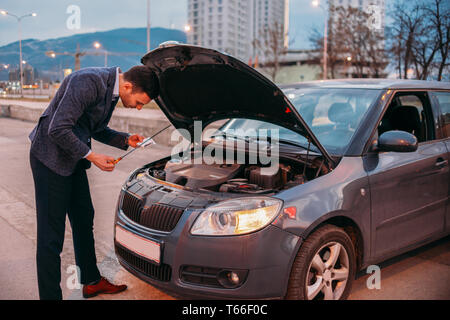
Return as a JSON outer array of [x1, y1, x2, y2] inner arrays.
[[123, 81, 133, 92]]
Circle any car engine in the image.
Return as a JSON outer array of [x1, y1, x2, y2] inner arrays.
[[147, 154, 328, 194]]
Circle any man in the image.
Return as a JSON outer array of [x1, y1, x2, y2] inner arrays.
[[28, 65, 159, 300]]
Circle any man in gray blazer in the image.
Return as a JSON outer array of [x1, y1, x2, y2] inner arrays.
[[29, 65, 159, 299]]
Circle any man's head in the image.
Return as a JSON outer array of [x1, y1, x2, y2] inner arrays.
[[119, 66, 159, 110]]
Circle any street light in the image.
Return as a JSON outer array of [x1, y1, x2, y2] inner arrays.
[[147, 0, 151, 52], [93, 41, 108, 67], [184, 24, 191, 32], [311, 0, 327, 80], [1, 10, 37, 96]]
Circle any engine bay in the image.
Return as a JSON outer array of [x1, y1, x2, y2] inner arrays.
[[146, 153, 330, 195]]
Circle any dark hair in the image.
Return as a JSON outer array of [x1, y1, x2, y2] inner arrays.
[[123, 65, 159, 99]]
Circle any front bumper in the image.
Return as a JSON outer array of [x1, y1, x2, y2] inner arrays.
[[114, 202, 301, 299]]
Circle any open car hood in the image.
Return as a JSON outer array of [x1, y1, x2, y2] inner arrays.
[[141, 44, 335, 167]]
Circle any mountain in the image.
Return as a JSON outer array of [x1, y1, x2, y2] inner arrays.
[[0, 27, 186, 81]]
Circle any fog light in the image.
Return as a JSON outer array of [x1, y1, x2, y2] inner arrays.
[[217, 269, 248, 288], [228, 272, 240, 285]]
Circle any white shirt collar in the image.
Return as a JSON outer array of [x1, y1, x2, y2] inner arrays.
[[113, 67, 120, 98]]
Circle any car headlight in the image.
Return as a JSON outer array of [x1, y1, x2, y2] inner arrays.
[[190, 197, 283, 236]]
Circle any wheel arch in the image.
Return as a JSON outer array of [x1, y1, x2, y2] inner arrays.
[[302, 214, 365, 272]]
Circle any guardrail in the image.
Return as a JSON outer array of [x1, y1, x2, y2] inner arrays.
[[0, 99, 226, 147], [0, 99, 179, 146]]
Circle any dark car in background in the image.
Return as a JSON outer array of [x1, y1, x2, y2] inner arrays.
[[113, 44, 450, 300]]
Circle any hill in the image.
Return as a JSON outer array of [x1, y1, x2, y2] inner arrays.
[[0, 27, 186, 81]]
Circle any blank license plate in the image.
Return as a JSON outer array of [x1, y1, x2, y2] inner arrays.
[[115, 225, 161, 264]]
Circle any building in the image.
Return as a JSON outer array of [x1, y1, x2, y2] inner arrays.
[[256, 50, 321, 84], [24, 65, 36, 85], [8, 64, 36, 85], [186, 0, 289, 62], [251, 0, 290, 59], [8, 67, 19, 82], [330, 0, 385, 31], [186, 0, 252, 61]]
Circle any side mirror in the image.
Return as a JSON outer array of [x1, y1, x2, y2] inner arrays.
[[378, 130, 418, 152]]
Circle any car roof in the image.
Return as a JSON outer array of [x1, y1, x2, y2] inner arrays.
[[280, 78, 450, 90]]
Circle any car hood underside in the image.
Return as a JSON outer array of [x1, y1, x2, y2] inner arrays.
[[140, 44, 334, 167]]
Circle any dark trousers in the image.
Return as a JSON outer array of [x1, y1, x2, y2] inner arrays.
[[30, 152, 101, 300]]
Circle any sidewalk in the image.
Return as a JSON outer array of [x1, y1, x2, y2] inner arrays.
[[0, 186, 38, 299], [0, 117, 175, 300]]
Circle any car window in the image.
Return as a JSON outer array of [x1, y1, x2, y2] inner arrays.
[[430, 91, 450, 138], [215, 88, 381, 155], [378, 92, 434, 143]]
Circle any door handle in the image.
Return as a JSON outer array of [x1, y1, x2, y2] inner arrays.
[[435, 158, 448, 168]]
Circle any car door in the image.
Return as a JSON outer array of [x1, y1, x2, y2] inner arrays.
[[368, 91, 449, 259], [430, 91, 450, 232]]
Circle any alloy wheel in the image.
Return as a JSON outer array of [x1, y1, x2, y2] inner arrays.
[[305, 241, 350, 300]]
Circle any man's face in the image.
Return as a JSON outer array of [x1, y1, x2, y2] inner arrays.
[[120, 82, 151, 110]]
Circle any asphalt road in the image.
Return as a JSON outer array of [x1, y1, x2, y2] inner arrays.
[[0, 117, 449, 300]]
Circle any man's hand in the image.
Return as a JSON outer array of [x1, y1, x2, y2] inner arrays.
[[86, 152, 116, 172], [128, 134, 145, 148]]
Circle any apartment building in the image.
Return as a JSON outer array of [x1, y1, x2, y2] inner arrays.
[[186, 0, 289, 62]]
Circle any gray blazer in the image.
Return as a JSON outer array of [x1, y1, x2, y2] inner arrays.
[[29, 67, 129, 176]]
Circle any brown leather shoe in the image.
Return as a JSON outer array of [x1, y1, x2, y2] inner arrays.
[[82, 277, 127, 298]]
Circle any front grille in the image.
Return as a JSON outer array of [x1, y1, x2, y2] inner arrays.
[[115, 244, 171, 282], [121, 191, 144, 223], [140, 204, 184, 232], [120, 191, 185, 232], [180, 265, 222, 288]]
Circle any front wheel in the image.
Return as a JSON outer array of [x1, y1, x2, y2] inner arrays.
[[286, 225, 356, 300]]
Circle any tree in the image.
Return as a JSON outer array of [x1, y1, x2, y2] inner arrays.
[[423, 0, 450, 81], [252, 21, 288, 81], [308, 4, 343, 79], [387, 0, 449, 80], [386, 17, 407, 78], [335, 6, 368, 77], [309, 4, 388, 79]]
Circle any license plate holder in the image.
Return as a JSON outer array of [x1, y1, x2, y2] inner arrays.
[[115, 225, 162, 265]]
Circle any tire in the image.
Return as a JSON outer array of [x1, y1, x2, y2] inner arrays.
[[285, 225, 356, 300]]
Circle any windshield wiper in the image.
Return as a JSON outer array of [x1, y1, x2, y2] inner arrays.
[[210, 132, 254, 144], [266, 136, 319, 152], [211, 133, 317, 151]]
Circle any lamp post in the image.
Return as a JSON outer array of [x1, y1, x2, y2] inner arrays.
[[311, 0, 327, 80], [345, 56, 352, 78], [1, 10, 37, 96], [147, 0, 151, 52], [93, 41, 108, 67]]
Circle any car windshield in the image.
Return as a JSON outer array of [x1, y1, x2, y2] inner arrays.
[[216, 88, 382, 155]]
